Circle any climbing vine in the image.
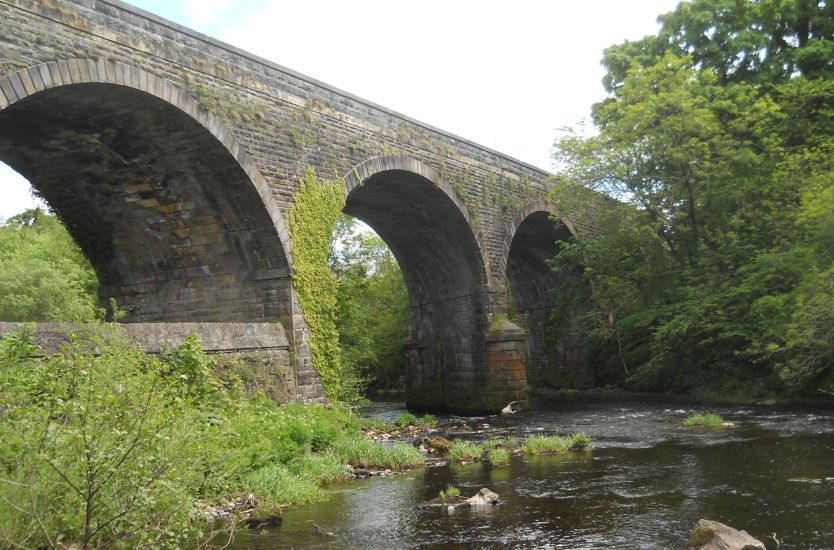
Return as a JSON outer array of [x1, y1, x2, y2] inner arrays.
[[288, 167, 352, 401]]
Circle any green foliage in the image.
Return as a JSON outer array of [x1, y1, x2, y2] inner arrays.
[[331, 215, 410, 390], [391, 412, 436, 429], [448, 441, 482, 463], [522, 434, 591, 455], [289, 168, 365, 403], [392, 412, 418, 428], [418, 414, 438, 427], [485, 447, 510, 468], [328, 438, 424, 470], [0, 328, 422, 548], [683, 413, 725, 428], [0, 209, 100, 321], [438, 485, 461, 501], [0, 327, 200, 548], [550, 1, 834, 397]]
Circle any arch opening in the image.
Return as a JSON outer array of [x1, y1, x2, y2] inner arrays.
[[0, 81, 291, 322], [506, 210, 591, 388], [344, 166, 491, 410]]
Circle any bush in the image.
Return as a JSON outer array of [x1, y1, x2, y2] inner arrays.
[[0, 328, 201, 549], [0, 328, 426, 548], [683, 413, 725, 427]]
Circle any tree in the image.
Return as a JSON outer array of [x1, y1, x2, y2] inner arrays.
[[551, 0, 834, 395], [0, 209, 100, 322], [331, 216, 410, 390]]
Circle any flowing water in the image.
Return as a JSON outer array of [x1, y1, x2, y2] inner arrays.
[[230, 396, 834, 549]]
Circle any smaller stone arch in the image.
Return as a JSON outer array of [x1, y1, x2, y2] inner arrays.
[[502, 200, 577, 267], [504, 200, 590, 388]]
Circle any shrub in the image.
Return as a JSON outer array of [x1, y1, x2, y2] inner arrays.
[[683, 413, 725, 427]]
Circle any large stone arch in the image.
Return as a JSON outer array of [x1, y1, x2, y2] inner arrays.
[[504, 200, 591, 387], [0, 60, 293, 323], [344, 156, 523, 412]]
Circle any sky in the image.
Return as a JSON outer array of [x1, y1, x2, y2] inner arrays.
[[0, 0, 681, 221]]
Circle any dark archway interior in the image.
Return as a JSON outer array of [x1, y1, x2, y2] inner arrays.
[[506, 211, 584, 383], [344, 170, 488, 342], [507, 211, 572, 310], [0, 83, 291, 322]]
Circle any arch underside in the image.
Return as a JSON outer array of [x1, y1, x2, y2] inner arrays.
[[507, 211, 589, 385], [0, 83, 291, 322], [344, 169, 491, 409]]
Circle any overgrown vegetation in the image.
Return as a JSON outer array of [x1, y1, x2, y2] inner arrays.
[[683, 413, 725, 428], [289, 168, 362, 402], [0, 209, 100, 322], [550, 0, 834, 398], [0, 328, 424, 548]]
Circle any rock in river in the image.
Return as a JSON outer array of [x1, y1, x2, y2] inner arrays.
[[687, 519, 765, 550]]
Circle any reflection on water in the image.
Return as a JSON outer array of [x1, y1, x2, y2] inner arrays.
[[231, 398, 834, 549]]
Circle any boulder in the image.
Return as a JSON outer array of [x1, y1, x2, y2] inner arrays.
[[421, 487, 500, 511], [687, 519, 765, 550], [466, 488, 500, 507]]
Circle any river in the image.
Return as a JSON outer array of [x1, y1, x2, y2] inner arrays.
[[230, 396, 834, 549]]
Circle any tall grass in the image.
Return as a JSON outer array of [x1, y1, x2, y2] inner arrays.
[[329, 438, 424, 470], [522, 434, 592, 455], [448, 441, 483, 463], [486, 447, 511, 467], [683, 413, 725, 427]]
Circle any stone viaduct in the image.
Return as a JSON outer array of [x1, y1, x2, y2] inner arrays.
[[0, 0, 599, 413]]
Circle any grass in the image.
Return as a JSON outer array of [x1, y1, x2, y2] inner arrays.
[[392, 412, 418, 428], [486, 447, 511, 467], [683, 413, 725, 427], [448, 441, 483, 463], [438, 485, 461, 501], [329, 437, 424, 470], [392, 412, 438, 428], [522, 434, 592, 455]]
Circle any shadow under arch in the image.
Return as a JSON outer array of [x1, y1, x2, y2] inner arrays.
[[504, 200, 591, 387], [344, 156, 506, 412], [0, 60, 293, 322]]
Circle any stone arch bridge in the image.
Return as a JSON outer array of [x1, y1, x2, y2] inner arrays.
[[0, 0, 600, 413]]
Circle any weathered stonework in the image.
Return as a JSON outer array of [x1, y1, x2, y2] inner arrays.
[[0, 0, 604, 412]]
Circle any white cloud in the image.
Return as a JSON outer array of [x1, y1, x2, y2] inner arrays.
[[183, 0, 231, 28], [218, 0, 679, 171]]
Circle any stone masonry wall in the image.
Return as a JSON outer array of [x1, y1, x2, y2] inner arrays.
[[0, 321, 326, 403]]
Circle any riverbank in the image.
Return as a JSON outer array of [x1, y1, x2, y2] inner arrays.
[[531, 387, 834, 409]]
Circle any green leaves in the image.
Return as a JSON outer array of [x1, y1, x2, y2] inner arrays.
[[0, 209, 100, 322], [550, 1, 834, 397]]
